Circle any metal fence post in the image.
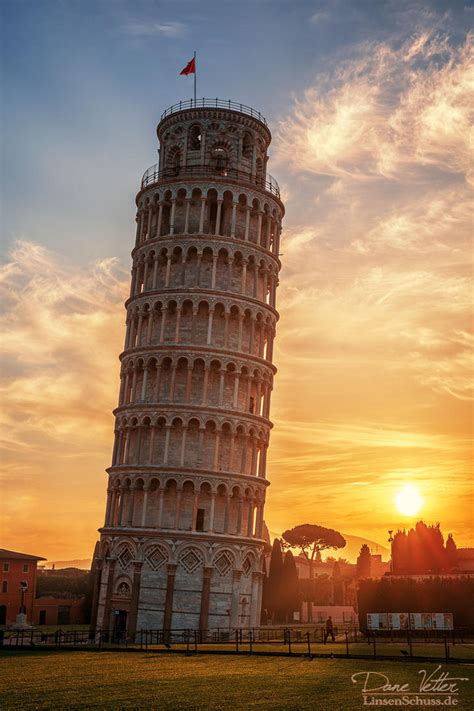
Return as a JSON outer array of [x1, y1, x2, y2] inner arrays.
[[444, 636, 449, 662], [345, 631, 349, 657], [372, 633, 377, 659], [287, 629, 292, 656], [235, 629, 239, 654], [249, 628, 253, 655], [306, 631, 311, 658]]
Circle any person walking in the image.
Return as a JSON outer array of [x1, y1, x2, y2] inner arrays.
[[325, 616, 335, 643]]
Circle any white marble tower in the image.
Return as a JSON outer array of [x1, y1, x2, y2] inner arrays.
[[91, 99, 284, 637]]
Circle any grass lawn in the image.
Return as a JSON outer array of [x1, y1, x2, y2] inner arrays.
[[0, 651, 473, 710]]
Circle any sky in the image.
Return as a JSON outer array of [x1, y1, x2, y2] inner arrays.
[[1, 0, 473, 561]]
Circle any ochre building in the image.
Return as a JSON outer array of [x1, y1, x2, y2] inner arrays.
[[91, 99, 284, 637]]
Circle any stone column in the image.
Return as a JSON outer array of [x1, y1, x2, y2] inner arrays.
[[184, 199, 191, 233], [209, 492, 216, 532], [104, 488, 113, 526], [199, 567, 213, 631], [237, 496, 243, 535], [163, 425, 171, 464], [140, 367, 148, 401], [147, 207, 153, 239], [141, 486, 149, 527], [199, 197, 206, 233], [244, 207, 251, 240], [185, 366, 193, 400], [180, 426, 187, 466], [241, 259, 247, 293], [169, 362, 177, 400], [88, 557, 103, 637], [127, 486, 136, 526], [157, 487, 165, 527], [250, 570, 264, 627], [174, 305, 182, 342], [256, 212, 263, 244], [223, 313, 230, 348], [211, 255, 218, 288], [230, 202, 237, 238], [163, 564, 177, 635], [215, 199, 223, 235], [206, 308, 214, 345], [247, 498, 254, 537], [165, 256, 172, 287], [148, 426, 155, 463], [101, 558, 117, 635], [233, 373, 240, 409], [146, 311, 154, 342], [128, 561, 143, 639], [156, 202, 164, 237], [159, 308, 167, 342], [219, 369, 225, 405], [118, 487, 126, 525], [213, 432, 220, 469], [191, 491, 199, 531], [230, 570, 242, 627], [175, 487, 182, 529], [153, 364, 162, 400], [237, 315, 244, 351], [169, 198, 177, 234]]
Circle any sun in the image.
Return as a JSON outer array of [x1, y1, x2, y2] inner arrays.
[[395, 484, 423, 517]]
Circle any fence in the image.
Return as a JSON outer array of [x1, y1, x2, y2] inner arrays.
[[160, 99, 268, 126], [140, 164, 281, 199], [2, 626, 473, 662]]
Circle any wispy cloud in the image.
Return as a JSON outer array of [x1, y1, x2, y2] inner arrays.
[[265, 23, 473, 543], [121, 21, 187, 38], [276, 32, 473, 184], [0, 241, 128, 558]]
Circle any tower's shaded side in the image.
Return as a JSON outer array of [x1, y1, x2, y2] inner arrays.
[[91, 99, 284, 636]]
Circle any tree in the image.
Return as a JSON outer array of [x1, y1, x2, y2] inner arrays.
[[392, 521, 449, 575], [446, 534, 458, 571], [357, 544, 372, 579], [282, 524, 346, 622], [266, 538, 283, 622], [279, 551, 299, 623]]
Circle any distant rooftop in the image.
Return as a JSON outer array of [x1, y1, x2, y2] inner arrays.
[[0, 548, 46, 561]]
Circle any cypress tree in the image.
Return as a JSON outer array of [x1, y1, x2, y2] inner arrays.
[[267, 538, 283, 622], [280, 550, 299, 623], [357, 544, 372, 578]]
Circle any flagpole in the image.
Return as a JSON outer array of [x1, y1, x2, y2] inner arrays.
[[193, 51, 196, 105]]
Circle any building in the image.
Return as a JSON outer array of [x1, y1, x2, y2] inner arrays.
[[0, 549, 46, 626], [33, 597, 86, 626], [456, 548, 474, 573], [91, 99, 284, 637]]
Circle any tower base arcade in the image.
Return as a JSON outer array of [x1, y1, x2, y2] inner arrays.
[[92, 533, 263, 635]]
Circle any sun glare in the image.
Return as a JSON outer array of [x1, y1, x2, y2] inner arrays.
[[395, 484, 423, 517]]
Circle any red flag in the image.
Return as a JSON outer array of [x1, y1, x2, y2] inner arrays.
[[180, 57, 196, 75]]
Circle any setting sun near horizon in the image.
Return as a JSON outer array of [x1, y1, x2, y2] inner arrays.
[[395, 485, 424, 518]]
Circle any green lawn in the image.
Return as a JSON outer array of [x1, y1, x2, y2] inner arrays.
[[0, 652, 473, 710]]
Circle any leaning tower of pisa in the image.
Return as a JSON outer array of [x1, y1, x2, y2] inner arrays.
[[91, 99, 284, 637]]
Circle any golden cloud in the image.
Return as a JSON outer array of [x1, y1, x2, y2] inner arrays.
[[276, 32, 473, 183]]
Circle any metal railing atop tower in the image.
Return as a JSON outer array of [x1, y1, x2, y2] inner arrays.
[[160, 98, 268, 126], [141, 164, 280, 199]]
